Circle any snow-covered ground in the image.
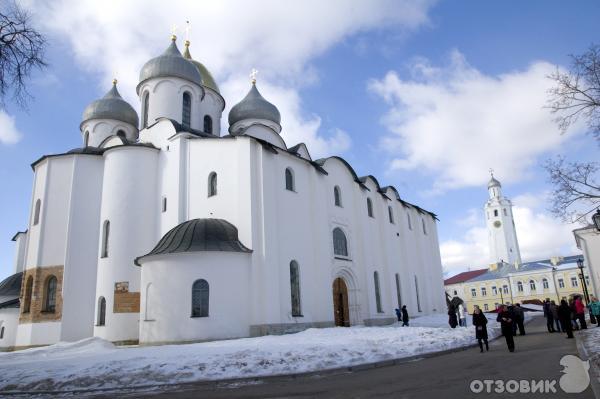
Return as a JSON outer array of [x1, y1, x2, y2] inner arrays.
[[0, 313, 535, 394], [578, 326, 600, 379]]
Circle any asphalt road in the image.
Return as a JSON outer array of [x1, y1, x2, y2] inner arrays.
[[112, 316, 595, 399]]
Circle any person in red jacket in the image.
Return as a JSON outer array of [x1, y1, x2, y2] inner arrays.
[[574, 296, 587, 330]]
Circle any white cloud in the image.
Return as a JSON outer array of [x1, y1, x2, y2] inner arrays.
[[440, 193, 579, 275], [25, 0, 435, 157], [369, 50, 584, 191], [0, 111, 22, 144]]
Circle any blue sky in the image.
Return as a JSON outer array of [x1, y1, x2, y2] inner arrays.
[[0, 0, 598, 280]]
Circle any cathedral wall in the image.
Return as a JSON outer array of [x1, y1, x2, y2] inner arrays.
[[94, 146, 159, 343], [15, 321, 61, 347], [24, 161, 48, 269], [81, 119, 137, 147], [0, 308, 19, 350], [12, 232, 27, 274], [139, 252, 251, 344]]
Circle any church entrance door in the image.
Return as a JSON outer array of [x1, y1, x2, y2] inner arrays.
[[332, 277, 350, 327]]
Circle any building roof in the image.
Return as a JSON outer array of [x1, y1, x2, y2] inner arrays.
[[444, 269, 488, 285], [228, 82, 281, 127], [0, 298, 20, 309], [81, 81, 139, 129], [0, 272, 23, 298], [138, 38, 202, 94], [488, 176, 501, 189], [135, 218, 252, 265]]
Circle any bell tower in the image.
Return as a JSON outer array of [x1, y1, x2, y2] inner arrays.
[[484, 171, 522, 265]]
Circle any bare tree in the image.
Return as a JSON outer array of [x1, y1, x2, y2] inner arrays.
[[547, 44, 600, 140], [0, 0, 47, 108], [544, 156, 600, 223]]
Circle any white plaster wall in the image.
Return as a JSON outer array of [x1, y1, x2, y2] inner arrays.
[[139, 252, 251, 344], [94, 146, 159, 342], [16, 321, 61, 346], [577, 229, 600, 299], [12, 232, 27, 274], [81, 119, 137, 147], [0, 309, 19, 349], [24, 161, 48, 269]]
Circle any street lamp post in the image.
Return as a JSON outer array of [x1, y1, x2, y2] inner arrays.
[[552, 267, 560, 303], [577, 258, 591, 304]]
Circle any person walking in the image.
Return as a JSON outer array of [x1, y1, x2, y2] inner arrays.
[[550, 300, 561, 332], [569, 298, 579, 330], [458, 304, 467, 327], [497, 305, 515, 352], [543, 299, 555, 332], [401, 305, 409, 327], [559, 299, 574, 339], [574, 296, 587, 329], [472, 305, 488, 352], [507, 304, 517, 336], [448, 305, 458, 328], [588, 296, 600, 327], [514, 303, 526, 335]]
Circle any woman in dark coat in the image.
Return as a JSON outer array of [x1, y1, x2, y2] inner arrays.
[[401, 305, 409, 326], [496, 305, 515, 352], [472, 305, 488, 352], [558, 299, 574, 339], [448, 305, 458, 328]]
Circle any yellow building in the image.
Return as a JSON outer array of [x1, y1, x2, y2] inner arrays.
[[445, 256, 593, 314]]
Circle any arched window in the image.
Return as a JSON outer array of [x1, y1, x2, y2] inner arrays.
[[494, 209, 498, 217], [290, 261, 302, 317], [285, 168, 294, 191], [23, 276, 33, 313], [367, 198, 374, 218], [388, 206, 394, 224], [414, 275, 422, 312], [44, 276, 57, 313], [422, 218, 427, 234], [101, 220, 110, 258], [162, 197, 167, 212], [204, 115, 213, 134], [333, 227, 348, 257], [97, 296, 106, 326], [191, 279, 209, 317], [407, 213, 412, 230], [208, 172, 217, 197], [542, 278, 549, 289], [84, 131, 89, 147], [33, 199, 41, 225], [517, 281, 523, 292], [395, 273, 402, 308], [0, 327, 4, 339], [334, 186, 342, 207], [374, 271, 383, 313], [182, 92, 191, 129], [529, 280, 536, 290], [142, 91, 149, 128]]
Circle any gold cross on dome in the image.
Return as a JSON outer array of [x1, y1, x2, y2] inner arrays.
[[489, 168, 494, 177], [250, 68, 258, 84]]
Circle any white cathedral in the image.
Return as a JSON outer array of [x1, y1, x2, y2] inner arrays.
[[0, 36, 445, 349]]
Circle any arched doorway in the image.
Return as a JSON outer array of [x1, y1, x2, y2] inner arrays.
[[332, 277, 350, 327]]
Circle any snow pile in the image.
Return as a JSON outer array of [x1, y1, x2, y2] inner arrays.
[[0, 314, 531, 394], [579, 327, 600, 375]]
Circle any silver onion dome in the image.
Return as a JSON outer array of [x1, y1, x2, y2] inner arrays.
[[488, 176, 501, 189], [81, 80, 139, 129], [228, 82, 281, 126], [137, 36, 202, 94]]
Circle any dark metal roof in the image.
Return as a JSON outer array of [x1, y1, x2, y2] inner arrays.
[[11, 231, 27, 241], [135, 218, 252, 265], [228, 83, 281, 126], [0, 272, 23, 298], [0, 298, 19, 309], [81, 82, 139, 129]]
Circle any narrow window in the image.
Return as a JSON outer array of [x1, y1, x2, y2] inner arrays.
[[182, 92, 191, 129], [388, 206, 394, 224], [414, 275, 422, 312], [23, 276, 33, 313], [503, 285, 509, 294], [542, 278, 549, 289], [503, 208, 507, 216], [407, 213, 412, 230], [529, 280, 536, 290], [142, 91, 149, 128], [517, 281, 523, 292], [44, 276, 57, 313], [0, 327, 4, 339], [333, 228, 348, 257], [285, 168, 294, 191], [471, 288, 477, 297], [290, 261, 302, 317], [97, 296, 106, 326], [84, 131, 89, 147], [558, 278, 565, 288], [191, 279, 209, 317], [33, 199, 41, 226], [484, 304, 489, 311], [422, 218, 427, 234], [367, 198, 374, 218], [208, 172, 217, 197], [374, 271, 383, 313], [494, 209, 498, 217], [204, 115, 213, 134], [395, 273, 402, 308], [334, 186, 342, 207], [101, 220, 110, 258], [162, 197, 167, 213], [492, 286, 497, 295], [145, 283, 153, 320], [481, 287, 487, 296], [571, 277, 578, 287]]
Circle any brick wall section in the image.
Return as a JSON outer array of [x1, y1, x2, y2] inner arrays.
[[113, 281, 140, 313], [19, 266, 64, 324]]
